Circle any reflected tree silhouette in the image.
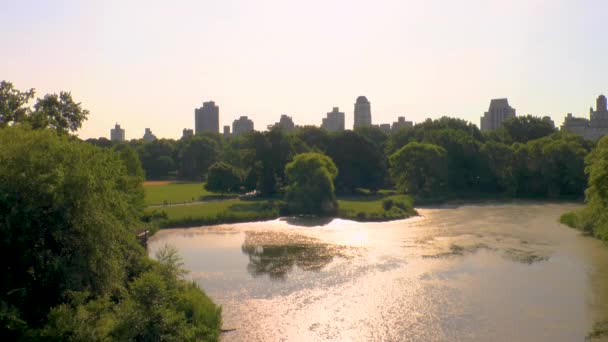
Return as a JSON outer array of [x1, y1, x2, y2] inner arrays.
[[241, 231, 345, 279]]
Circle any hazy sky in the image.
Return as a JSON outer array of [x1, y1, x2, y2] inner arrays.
[[1, 0, 607, 139]]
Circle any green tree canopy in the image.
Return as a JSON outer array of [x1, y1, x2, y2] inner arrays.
[[177, 135, 220, 180], [326, 131, 385, 192], [205, 162, 243, 194], [285, 152, 338, 215], [389, 142, 448, 196]]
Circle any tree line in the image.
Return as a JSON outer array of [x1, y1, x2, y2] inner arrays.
[[0, 81, 222, 340], [86, 113, 592, 201]]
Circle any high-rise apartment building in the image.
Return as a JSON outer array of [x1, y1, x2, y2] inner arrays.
[[354, 96, 372, 128], [232, 116, 254, 136], [562, 94, 608, 140], [392, 116, 413, 131], [195, 101, 219, 134], [182, 128, 194, 139], [269, 114, 295, 131], [321, 107, 345, 132], [143, 128, 157, 142], [110, 123, 125, 142], [480, 98, 516, 131]]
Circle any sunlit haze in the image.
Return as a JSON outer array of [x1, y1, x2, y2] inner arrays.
[[2, 0, 607, 139]]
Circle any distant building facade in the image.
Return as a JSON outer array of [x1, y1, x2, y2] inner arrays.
[[182, 128, 194, 139], [143, 128, 157, 142], [269, 114, 295, 131], [232, 116, 254, 136], [354, 96, 372, 128], [480, 98, 516, 131], [378, 123, 391, 133], [561, 95, 608, 140], [110, 123, 125, 142], [223, 125, 231, 137], [392, 116, 413, 131], [195, 101, 219, 134], [322, 107, 345, 132]]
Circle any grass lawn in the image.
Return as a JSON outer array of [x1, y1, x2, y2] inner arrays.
[[337, 194, 416, 221], [144, 182, 215, 206], [149, 198, 281, 228]]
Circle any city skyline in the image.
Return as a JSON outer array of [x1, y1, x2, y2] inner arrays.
[[2, 0, 607, 140]]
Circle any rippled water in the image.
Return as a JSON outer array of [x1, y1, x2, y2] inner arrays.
[[148, 202, 608, 341]]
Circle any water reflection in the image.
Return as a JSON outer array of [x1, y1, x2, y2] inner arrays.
[[241, 231, 347, 279]]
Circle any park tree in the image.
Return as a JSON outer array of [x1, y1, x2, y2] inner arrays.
[[0, 127, 144, 329], [137, 139, 177, 179], [497, 115, 557, 144], [326, 130, 385, 193], [0, 80, 35, 127], [285, 152, 338, 215], [176, 135, 220, 180], [30, 92, 89, 134], [389, 142, 448, 196], [0, 127, 222, 340], [0, 81, 89, 134], [205, 162, 242, 195], [294, 125, 331, 152]]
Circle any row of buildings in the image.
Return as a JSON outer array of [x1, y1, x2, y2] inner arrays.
[[110, 94, 608, 142], [479, 95, 608, 140]]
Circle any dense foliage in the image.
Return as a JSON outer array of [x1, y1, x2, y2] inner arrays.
[[205, 162, 243, 194], [561, 136, 608, 239], [83, 114, 592, 202], [0, 81, 89, 134], [0, 127, 221, 340], [285, 152, 338, 215]]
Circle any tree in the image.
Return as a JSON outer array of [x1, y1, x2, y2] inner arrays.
[[205, 162, 242, 195], [498, 115, 556, 144], [0, 127, 222, 340], [326, 131, 385, 192], [0, 81, 35, 127], [0, 127, 144, 328], [30, 92, 89, 134], [285, 152, 338, 215], [177, 135, 220, 180], [389, 142, 448, 196]]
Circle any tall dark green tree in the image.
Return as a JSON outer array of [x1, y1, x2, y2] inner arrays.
[[285, 152, 338, 215], [205, 162, 242, 195], [326, 131, 385, 192], [389, 142, 448, 196], [177, 135, 220, 180]]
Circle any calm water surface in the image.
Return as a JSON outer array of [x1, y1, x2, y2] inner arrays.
[[148, 202, 608, 341]]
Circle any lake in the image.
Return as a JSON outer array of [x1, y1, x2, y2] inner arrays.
[[148, 202, 608, 341]]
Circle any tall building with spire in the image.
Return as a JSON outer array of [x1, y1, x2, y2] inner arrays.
[[480, 98, 516, 131], [110, 123, 125, 142], [195, 101, 219, 134], [354, 96, 372, 128]]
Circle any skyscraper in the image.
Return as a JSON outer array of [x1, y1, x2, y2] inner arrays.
[[392, 116, 413, 132], [354, 96, 372, 128], [110, 123, 125, 142], [480, 98, 516, 131], [194, 101, 219, 134], [321, 107, 345, 132], [269, 114, 295, 131], [143, 128, 157, 142], [182, 128, 194, 139], [232, 116, 254, 136]]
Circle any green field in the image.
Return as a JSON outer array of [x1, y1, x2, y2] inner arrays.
[[144, 182, 417, 228], [337, 194, 416, 221], [150, 198, 281, 228], [144, 182, 215, 206]]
